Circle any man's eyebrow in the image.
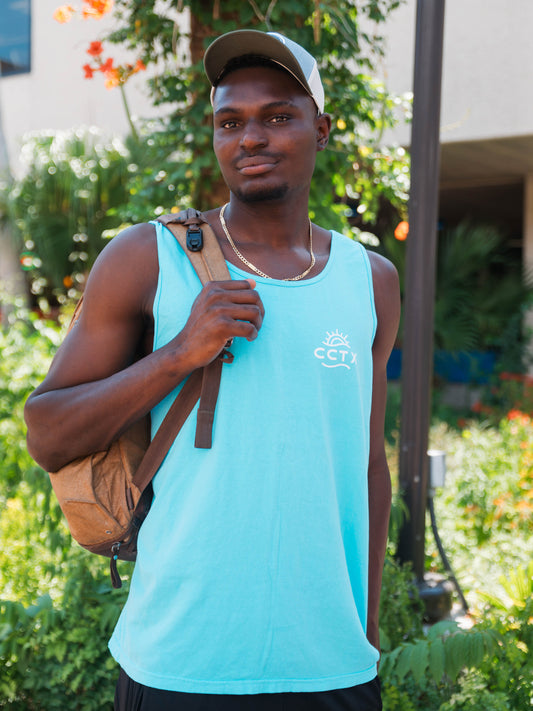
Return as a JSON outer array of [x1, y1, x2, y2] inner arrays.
[[214, 100, 300, 116]]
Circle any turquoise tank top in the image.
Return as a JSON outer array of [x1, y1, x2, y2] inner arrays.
[[109, 221, 379, 693]]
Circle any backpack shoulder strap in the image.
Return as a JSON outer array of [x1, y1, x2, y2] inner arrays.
[[156, 209, 233, 449], [156, 210, 230, 283]]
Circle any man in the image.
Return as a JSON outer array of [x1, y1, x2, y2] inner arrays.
[[25, 30, 400, 711]]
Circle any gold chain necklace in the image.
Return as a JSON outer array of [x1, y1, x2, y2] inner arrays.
[[219, 203, 315, 281]]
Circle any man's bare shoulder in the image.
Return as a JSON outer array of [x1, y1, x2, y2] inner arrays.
[[83, 222, 159, 316], [366, 249, 399, 286], [94, 221, 157, 268]]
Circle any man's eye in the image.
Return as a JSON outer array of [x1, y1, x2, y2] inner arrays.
[[269, 115, 289, 124], [220, 120, 238, 129]]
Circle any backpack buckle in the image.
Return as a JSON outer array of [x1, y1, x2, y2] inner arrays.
[[186, 227, 203, 252]]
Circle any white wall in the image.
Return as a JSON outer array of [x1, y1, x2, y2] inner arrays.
[[380, 0, 533, 146], [0, 0, 174, 174]]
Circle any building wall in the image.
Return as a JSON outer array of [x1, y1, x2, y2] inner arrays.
[[380, 0, 533, 146], [0, 0, 172, 175]]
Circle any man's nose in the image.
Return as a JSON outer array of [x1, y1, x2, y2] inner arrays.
[[239, 120, 267, 150]]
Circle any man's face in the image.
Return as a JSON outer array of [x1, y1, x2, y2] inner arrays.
[[212, 65, 330, 204]]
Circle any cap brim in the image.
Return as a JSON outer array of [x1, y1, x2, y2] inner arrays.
[[204, 29, 312, 98]]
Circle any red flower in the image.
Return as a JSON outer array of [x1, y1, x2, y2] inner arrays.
[[507, 409, 525, 421], [99, 57, 114, 73], [500, 372, 523, 382], [83, 63, 94, 78], [87, 40, 104, 56]]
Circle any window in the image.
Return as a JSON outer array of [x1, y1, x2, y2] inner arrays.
[[0, 0, 31, 77]]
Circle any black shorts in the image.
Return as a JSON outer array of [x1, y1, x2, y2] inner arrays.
[[114, 668, 382, 711]]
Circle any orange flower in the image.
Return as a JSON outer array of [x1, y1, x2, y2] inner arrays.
[[53, 4, 75, 23], [515, 500, 533, 511], [394, 221, 409, 241], [63, 275, 74, 288], [90, 0, 114, 11], [507, 408, 529, 422], [82, 0, 113, 19], [134, 59, 146, 73], [87, 40, 104, 56], [83, 63, 94, 78], [104, 67, 121, 89]]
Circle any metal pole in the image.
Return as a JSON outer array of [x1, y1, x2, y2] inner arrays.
[[397, 0, 446, 581]]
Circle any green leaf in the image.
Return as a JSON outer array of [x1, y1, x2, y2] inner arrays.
[[395, 644, 414, 681], [428, 637, 445, 682], [444, 632, 469, 681], [410, 640, 429, 683]]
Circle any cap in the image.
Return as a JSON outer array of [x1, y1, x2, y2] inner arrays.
[[204, 30, 325, 114]]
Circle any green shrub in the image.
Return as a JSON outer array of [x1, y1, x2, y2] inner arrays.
[[474, 565, 533, 711], [379, 557, 424, 652], [1, 128, 131, 306], [438, 671, 510, 711], [0, 299, 132, 709], [427, 418, 533, 594], [0, 563, 128, 710]]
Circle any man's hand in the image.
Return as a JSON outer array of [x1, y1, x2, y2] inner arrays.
[[174, 278, 264, 369]]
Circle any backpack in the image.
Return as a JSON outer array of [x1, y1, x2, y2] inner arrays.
[[47, 210, 232, 587]]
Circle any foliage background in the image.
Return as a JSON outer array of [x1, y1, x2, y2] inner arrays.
[[1, 1, 532, 708]]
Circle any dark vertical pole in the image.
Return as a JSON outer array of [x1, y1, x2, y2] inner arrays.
[[397, 0, 446, 581]]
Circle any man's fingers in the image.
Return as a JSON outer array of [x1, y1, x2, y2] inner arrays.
[[202, 281, 265, 317], [217, 303, 264, 330], [223, 319, 260, 342]]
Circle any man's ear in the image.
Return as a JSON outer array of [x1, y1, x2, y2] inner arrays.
[[316, 113, 332, 152]]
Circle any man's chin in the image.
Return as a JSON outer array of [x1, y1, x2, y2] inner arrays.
[[233, 184, 289, 204]]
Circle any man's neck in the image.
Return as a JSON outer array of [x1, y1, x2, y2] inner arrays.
[[222, 195, 311, 250]]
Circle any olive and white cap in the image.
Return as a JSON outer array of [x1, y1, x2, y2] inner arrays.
[[204, 30, 325, 114]]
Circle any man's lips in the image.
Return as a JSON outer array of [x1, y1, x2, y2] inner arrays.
[[235, 157, 278, 176]]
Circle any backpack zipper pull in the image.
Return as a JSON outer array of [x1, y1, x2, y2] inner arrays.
[[110, 543, 123, 589]]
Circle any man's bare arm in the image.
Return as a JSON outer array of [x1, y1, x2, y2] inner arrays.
[[366, 250, 401, 653], [25, 223, 264, 472]]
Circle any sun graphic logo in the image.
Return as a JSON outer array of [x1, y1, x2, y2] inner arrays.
[[314, 330, 357, 369]]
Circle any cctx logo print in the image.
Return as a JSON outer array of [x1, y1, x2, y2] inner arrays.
[[314, 330, 357, 369]]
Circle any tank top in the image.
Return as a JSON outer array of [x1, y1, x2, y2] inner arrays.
[[109, 220, 379, 693]]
